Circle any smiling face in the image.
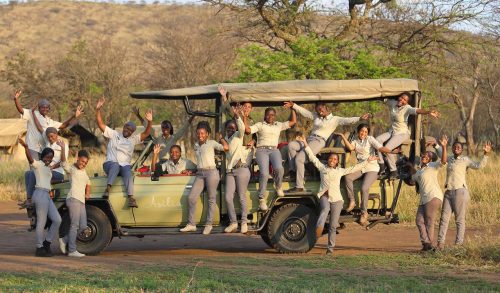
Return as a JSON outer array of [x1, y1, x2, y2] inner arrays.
[[161, 126, 171, 138], [452, 142, 463, 156], [420, 151, 432, 165], [42, 153, 54, 166], [38, 104, 50, 116], [357, 126, 369, 140], [196, 128, 209, 144], [46, 132, 58, 144], [225, 121, 237, 138], [315, 104, 329, 118], [327, 153, 339, 168], [76, 156, 89, 170], [397, 94, 410, 107], [264, 109, 276, 124], [169, 146, 181, 162], [242, 102, 252, 117], [122, 125, 135, 138]]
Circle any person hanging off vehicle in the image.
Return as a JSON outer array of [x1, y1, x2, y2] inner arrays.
[[95, 96, 153, 208]]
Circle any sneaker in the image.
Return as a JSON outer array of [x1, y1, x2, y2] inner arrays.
[[240, 223, 248, 234], [276, 189, 285, 197], [359, 212, 369, 226], [59, 238, 67, 255], [180, 224, 197, 232], [346, 200, 356, 212], [35, 247, 51, 257], [68, 251, 85, 258], [128, 196, 138, 208], [224, 223, 238, 233], [42, 240, 52, 256], [259, 199, 268, 211], [203, 225, 213, 235], [325, 250, 333, 256]]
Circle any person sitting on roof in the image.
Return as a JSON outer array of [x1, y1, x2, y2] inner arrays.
[[284, 101, 370, 194], [376, 92, 440, 179], [151, 144, 197, 176], [95, 96, 153, 208]]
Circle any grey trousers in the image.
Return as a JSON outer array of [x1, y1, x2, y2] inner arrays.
[[103, 161, 134, 196], [437, 189, 469, 245], [344, 171, 378, 212], [316, 195, 343, 253], [63, 197, 87, 253], [288, 137, 326, 188], [376, 132, 410, 172], [255, 148, 284, 198], [32, 188, 62, 248], [225, 167, 251, 224], [187, 169, 220, 226], [25, 170, 64, 199], [416, 197, 442, 246]]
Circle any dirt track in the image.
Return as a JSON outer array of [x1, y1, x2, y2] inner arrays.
[[0, 200, 480, 273]]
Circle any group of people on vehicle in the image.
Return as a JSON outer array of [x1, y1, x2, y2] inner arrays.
[[13, 86, 492, 256]]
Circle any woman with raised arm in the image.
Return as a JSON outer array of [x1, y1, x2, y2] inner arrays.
[[180, 121, 229, 235], [95, 96, 153, 208], [244, 105, 296, 211], [296, 136, 377, 255]]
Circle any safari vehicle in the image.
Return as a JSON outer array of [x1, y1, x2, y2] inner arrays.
[[27, 79, 423, 255]]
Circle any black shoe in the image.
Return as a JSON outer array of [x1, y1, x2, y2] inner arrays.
[[36, 247, 51, 257], [42, 240, 53, 256], [325, 250, 333, 255], [128, 196, 138, 208], [388, 171, 399, 180]]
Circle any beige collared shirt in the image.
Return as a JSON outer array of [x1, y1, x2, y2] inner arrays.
[[194, 140, 224, 169], [305, 146, 367, 203], [412, 161, 445, 205], [45, 139, 69, 175], [226, 117, 253, 170], [62, 162, 91, 203], [445, 155, 488, 190], [293, 104, 360, 140], [153, 119, 190, 160], [250, 121, 290, 147], [161, 158, 197, 174], [32, 160, 53, 190], [21, 109, 62, 152], [103, 126, 142, 166], [351, 136, 382, 173], [385, 99, 417, 135]]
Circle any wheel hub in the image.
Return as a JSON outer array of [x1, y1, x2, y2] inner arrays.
[[282, 217, 307, 242], [77, 221, 97, 243]]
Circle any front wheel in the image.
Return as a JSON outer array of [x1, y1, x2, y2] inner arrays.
[[266, 203, 317, 253], [76, 205, 113, 255]]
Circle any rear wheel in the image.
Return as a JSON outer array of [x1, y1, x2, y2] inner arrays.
[[76, 205, 112, 255], [259, 225, 274, 248], [266, 203, 317, 253]]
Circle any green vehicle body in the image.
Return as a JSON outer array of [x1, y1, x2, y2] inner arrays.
[[28, 79, 422, 255]]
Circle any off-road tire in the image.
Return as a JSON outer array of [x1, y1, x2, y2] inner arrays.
[[74, 205, 112, 255], [259, 225, 274, 248], [266, 203, 317, 253]]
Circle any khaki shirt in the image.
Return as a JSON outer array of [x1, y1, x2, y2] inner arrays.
[[225, 117, 253, 170], [32, 160, 53, 190], [305, 146, 367, 203], [445, 155, 488, 190], [103, 126, 141, 166], [45, 139, 69, 176], [351, 136, 382, 173], [412, 161, 445, 205], [194, 140, 224, 169], [250, 121, 290, 147], [385, 99, 417, 135], [293, 104, 360, 140], [153, 119, 190, 160], [21, 109, 62, 152], [160, 158, 197, 174], [62, 162, 91, 203]]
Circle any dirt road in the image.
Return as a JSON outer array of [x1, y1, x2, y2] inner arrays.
[[0, 200, 477, 273]]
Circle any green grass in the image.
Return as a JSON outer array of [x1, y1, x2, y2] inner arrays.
[[1, 254, 498, 292]]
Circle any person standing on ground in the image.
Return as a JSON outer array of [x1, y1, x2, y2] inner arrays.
[[437, 141, 492, 249]]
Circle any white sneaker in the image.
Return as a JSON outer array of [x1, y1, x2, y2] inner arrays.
[[180, 224, 197, 232], [259, 199, 268, 211], [276, 189, 285, 197], [59, 238, 67, 255], [240, 223, 248, 234], [68, 251, 85, 258], [224, 223, 238, 233], [203, 225, 213, 235]]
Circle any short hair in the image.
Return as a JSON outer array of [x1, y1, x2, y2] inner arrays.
[[224, 119, 236, 129], [38, 99, 50, 108], [196, 121, 211, 134], [170, 144, 182, 153], [328, 153, 339, 160], [40, 147, 55, 160], [161, 120, 174, 135], [452, 141, 463, 148], [315, 102, 327, 108], [357, 123, 370, 134], [264, 107, 276, 115], [124, 121, 137, 132], [77, 150, 90, 159], [400, 92, 412, 101], [45, 127, 58, 136]]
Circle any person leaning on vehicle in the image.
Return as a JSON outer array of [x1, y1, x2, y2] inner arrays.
[[285, 101, 370, 195], [151, 144, 197, 177], [436, 140, 492, 249]]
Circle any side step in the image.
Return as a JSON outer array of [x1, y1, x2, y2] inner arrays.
[[120, 226, 257, 236]]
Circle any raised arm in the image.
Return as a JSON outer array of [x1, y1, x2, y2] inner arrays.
[[297, 136, 326, 172], [172, 115, 194, 142], [286, 102, 314, 120], [18, 138, 34, 165], [132, 106, 145, 125], [140, 109, 153, 141], [95, 96, 107, 132], [13, 90, 23, 114], [59, 105, 83, 130], [243, 115, 252, 135], [216, 133, 230, 152], [468, 142, 492, 169], [337, 133, 354, 151], [337, 116, 361, 126], [438, 135, 448, 165], [57, 139, 66, 164], [416, 108, 440, 118], [151, 144, 161, 173], [287, 107, 297, 128], [31, 107, 44, 133]]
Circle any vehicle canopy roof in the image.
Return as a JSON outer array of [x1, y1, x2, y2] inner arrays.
[[130, 79, 419, 103]]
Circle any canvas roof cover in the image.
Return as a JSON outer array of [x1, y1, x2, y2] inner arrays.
[[130, 79, 419, 103], [0, 119, 27, 147]]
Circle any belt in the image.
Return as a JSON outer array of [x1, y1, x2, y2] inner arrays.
[[198, 167, 217, 171], [233, 160, 249, 169], [257, 146, 277, 150]]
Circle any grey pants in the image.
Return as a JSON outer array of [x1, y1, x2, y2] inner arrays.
[[288, 137, 325, 188], [255, 148, 284, 199], [344, 171, 378, 212], [187, 169, 220, 226], [437, 189, 469, 245], [25, 170, 64, 199], [63, 197, 87, 253], [32, 188, 62, 248], [376, 132, 410, 172], [416, 197, 442, 246], [103, 161, 134, 196], [225, 167, 251, 224], [316, 195, 343, 253]]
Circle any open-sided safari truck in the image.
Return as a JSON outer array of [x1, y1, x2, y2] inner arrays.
[[27, 79, 422, 255]]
